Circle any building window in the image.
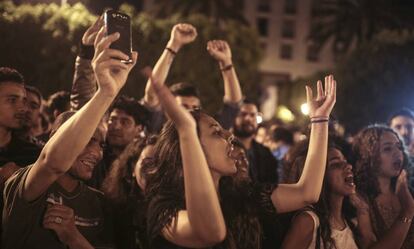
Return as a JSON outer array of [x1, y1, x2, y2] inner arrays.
[[280, 44, 293, 59], [257, 0, 271, 12], [281, 20, 295, 38], [307, 44, 319, 62], [257, 18, 269, 37], [284, 0, 297, 15]]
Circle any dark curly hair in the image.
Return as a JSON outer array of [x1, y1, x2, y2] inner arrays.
[[284, 136, 358, 249], [141, 111, 263, 249], [0, 67, 24, 85], [110, 95, 150, 128], [353, 124, 411, 200]]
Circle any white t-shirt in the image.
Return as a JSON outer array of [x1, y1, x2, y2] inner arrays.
[[303, 210, 358, 249]]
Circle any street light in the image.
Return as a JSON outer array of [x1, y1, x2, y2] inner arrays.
[[301, 103, 309, 115]]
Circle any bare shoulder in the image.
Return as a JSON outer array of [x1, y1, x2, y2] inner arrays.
[[292, 211, 317, 233]]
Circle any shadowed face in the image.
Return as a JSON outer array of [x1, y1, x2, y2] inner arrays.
[[0, 82, 27, 130], [378, 131, 404, 178], [390, 115, 414, 147], [326, 148, 355, 196], [233, 104, 259, 138], [107, 108, 142, 148], [24, 90, 41, 130], [175, 96, 201, 111], [68, 124, 105, 180]]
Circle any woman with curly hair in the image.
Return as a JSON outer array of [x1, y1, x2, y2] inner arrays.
[[353, 125, 414, 249], [281, 137, 370, 249], [139, 74, 336, 248]]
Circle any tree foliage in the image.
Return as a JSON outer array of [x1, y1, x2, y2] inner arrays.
[[310, 0, 413, 55], [281, 31, 414, 134], [0, 1, 262, 113], [149, 0, 247, 26]]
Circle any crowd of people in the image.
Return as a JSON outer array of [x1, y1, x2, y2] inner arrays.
[[1, 15, 414, 249]]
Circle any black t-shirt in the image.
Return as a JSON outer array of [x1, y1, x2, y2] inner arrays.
[[2, 166, 114, 249], [0, 135, 41, 167]]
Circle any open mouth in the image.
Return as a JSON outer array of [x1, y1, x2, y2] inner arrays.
[[344, 174, 354, 186], [80, 159, 97, 171], [393, 159, 402, 171]]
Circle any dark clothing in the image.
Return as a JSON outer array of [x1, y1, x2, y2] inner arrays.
[[2, 165, 114, 249], [246, 140, 279, 184], [111, 184, 148, 249], [242, 140, 281, 249], [151, 182, 278, 249], [86, 147, 118, 190], [0, 135, 41, 245], [0, 135, 41, 168]]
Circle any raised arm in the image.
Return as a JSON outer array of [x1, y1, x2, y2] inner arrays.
[[70, 16, 103, 110], [143, 23, 197, 109], [207, 40, 242, 104], [23, 27, 138, 202], [272, 75, 336, 213], [146, 71, 226, 247]]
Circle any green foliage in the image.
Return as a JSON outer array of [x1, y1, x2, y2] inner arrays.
[[0, 1, 261, 114]]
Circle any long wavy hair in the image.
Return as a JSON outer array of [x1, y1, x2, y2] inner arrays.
[[284, 136, 358, 249], [141, 111, 262, 249], [101, 136, 156, 204], [353, 125, 411, 200]]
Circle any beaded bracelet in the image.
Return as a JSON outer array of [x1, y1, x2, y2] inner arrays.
[[165, 47, 177, 55]]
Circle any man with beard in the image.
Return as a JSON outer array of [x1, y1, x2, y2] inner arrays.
[[232, 100, 279, 184], [388, 108, 414, 191], [389, 108, 414, 156], [232, 100, 281, 249]]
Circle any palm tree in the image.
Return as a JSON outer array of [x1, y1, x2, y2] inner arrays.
[[150, 0, 247, 25], [309, 0, 407, 54]]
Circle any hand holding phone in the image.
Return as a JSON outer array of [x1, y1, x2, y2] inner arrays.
[[104, 10, 133, 64]]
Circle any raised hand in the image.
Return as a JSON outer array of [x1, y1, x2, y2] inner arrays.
[[350, 192, 370, 215], [306, 75, 336, 119], [143, 68, 196, 132], [396, 170, 414, 217], [92, 26, 138, 97], [43, 204, 78, 245], [207, 40, 232, 66], [82, 15, 104, 46], [167, 23, 198, 52]]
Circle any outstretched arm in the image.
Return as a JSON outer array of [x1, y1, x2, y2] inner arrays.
[[207, 40, 242, 104], [272, 75, 336, 213], [143, 23, 197, 109], [146, 71, 226, 247], [23, 27, 138, 202]]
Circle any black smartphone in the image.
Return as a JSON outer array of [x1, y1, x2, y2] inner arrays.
[[104, 10, 133, 64]]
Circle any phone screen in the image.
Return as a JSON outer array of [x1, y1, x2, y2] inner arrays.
[[104, 10, 132, 63]]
